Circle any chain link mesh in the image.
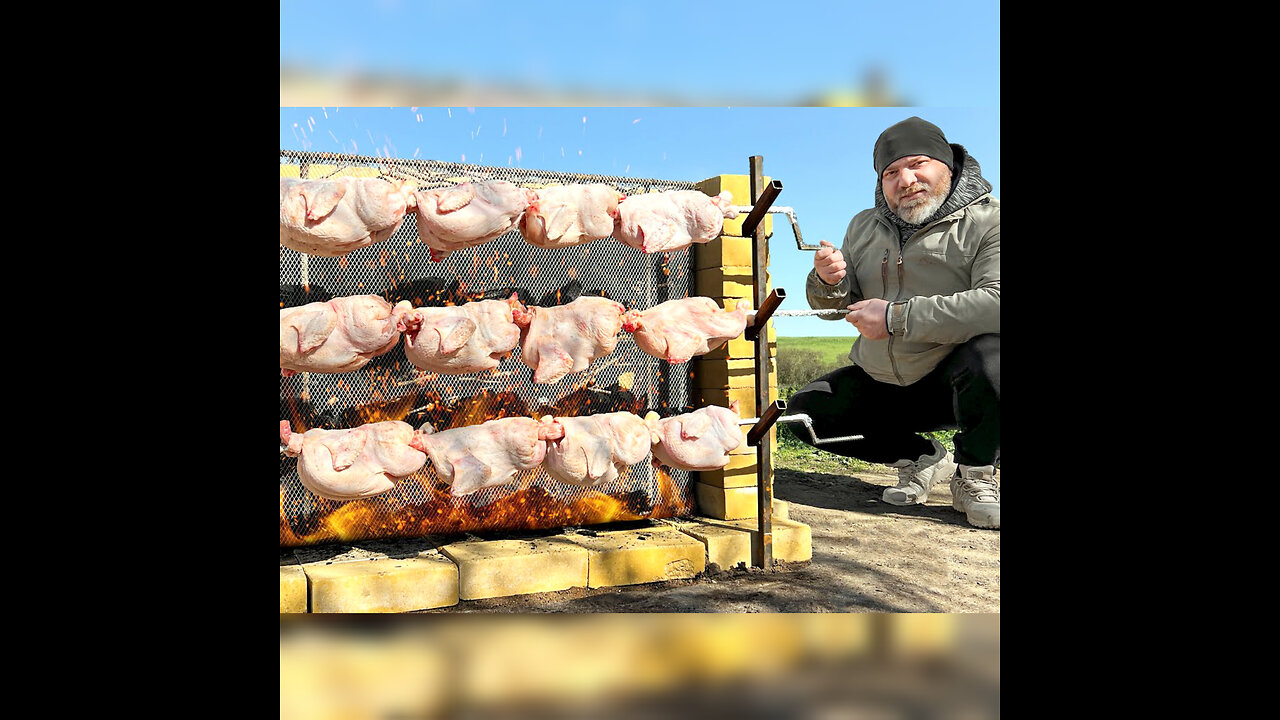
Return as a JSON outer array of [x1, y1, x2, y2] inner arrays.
[[280, 150, 701, 548]]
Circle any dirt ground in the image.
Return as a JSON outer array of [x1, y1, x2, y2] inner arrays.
[[421, 467, 1000, 613]]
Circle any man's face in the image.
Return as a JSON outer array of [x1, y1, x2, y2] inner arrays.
[[881, 155, 952, 224]]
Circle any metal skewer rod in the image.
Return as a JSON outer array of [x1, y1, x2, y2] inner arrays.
[[746, 307, 847, 323], [739, 411, 866, 445]]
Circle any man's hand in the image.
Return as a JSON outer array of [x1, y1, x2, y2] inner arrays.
[[814, 239, 846, 285], [845, 299, 889, 340]]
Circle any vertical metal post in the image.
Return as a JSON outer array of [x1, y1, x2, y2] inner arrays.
[[750, 156, 773, 569]]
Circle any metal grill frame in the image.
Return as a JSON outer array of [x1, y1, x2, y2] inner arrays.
[[280, 150, 703, 548]]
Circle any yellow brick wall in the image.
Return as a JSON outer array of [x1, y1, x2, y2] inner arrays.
[[691, 174, 784, 520]]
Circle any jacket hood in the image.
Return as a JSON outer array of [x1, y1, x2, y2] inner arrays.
[[875, 144, 992, 240]]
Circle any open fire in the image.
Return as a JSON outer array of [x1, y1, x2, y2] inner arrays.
[[280, 152, 701, 548]]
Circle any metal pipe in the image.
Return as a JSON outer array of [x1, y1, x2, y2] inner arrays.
[[739, 179, 783, 238], [749, 156, 774, 570], [745, 288, 786, 341], [748, 399, 787, 447], [738, 412, 865, 445]]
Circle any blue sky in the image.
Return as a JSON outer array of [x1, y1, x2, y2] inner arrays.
[[279, 106, 998, 337], [279, 1, 1000, 108]]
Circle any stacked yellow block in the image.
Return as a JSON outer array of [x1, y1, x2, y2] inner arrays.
[[690, 175, 779, 520]]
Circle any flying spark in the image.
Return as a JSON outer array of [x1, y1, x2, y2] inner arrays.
[[515, 147, 522, 163], [633, 118, 641, 124], [503, 118, 507, 137]]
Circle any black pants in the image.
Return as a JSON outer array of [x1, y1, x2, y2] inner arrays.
[[785, 334, 1000, 467]]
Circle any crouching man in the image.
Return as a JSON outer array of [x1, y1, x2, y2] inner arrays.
[[789, 116, 1000, 529]]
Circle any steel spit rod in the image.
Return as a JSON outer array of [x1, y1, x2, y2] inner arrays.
[[740, 406, 866, 445], [746, 307, 848, 323]]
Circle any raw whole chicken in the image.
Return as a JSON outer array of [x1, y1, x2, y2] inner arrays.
[[280, 295, 414, 376], [518, 183, 625, 249], [280, 176, 417, 257], [409, 416, 563, 497], [280, 420, 427, 501], [512, 296, 627, 384], [621, 297, 750, 364], [412, 180, 537, 261], [542, 412, 653, 487], [397, 294, 526, 375], [613, 190, 738, 253], [647, 401, 744, 471]]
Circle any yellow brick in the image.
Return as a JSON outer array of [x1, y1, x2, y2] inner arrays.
[[695, 266, 771, 299], [703, 334, 777, 361], [773, 499, 790, 520], [697, 464, 759, 489], [279, 165, 300, 178], [675, 520, 753, 570], [564, 525, 706, 588], [303, 554, 459, 613], [706, 517, 813, 564], [694, 357, 777, 389], [699, 386, 779, 420], [438, 537, 588, 600], [694, 235, 757, 270], [694, 175, 773, 237], [694, 482, 759, 520], [280, 564, 308, 613]]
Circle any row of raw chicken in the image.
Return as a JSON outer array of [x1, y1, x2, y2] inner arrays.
[[279, 176, 738, 260], [280, 293, 752, 384], [280, 402, 744, 502]]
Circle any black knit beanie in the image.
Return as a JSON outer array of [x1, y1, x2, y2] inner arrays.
[[873, 116, 956, 177]]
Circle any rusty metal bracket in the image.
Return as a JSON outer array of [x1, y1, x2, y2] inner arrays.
[[738, 179, 782, 238], [748, 156, 775, 570], [745, 287, 786, 341], [747, 399, 787, 447]]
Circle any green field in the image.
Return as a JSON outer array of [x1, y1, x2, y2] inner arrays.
[[776, 336, 855, 368]]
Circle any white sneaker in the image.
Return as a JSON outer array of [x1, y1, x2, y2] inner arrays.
[[882, 438, 957, 506], [951, 464, 1000, 529]]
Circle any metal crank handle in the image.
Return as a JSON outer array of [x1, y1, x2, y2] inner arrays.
[[725, 205, 819, 251]]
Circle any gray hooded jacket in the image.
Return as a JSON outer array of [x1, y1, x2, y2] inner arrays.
[[805, 146, 999, 385]]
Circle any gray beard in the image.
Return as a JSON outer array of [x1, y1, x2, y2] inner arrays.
[[895, 191, 947, 224], [892, 172, 952, 224]]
